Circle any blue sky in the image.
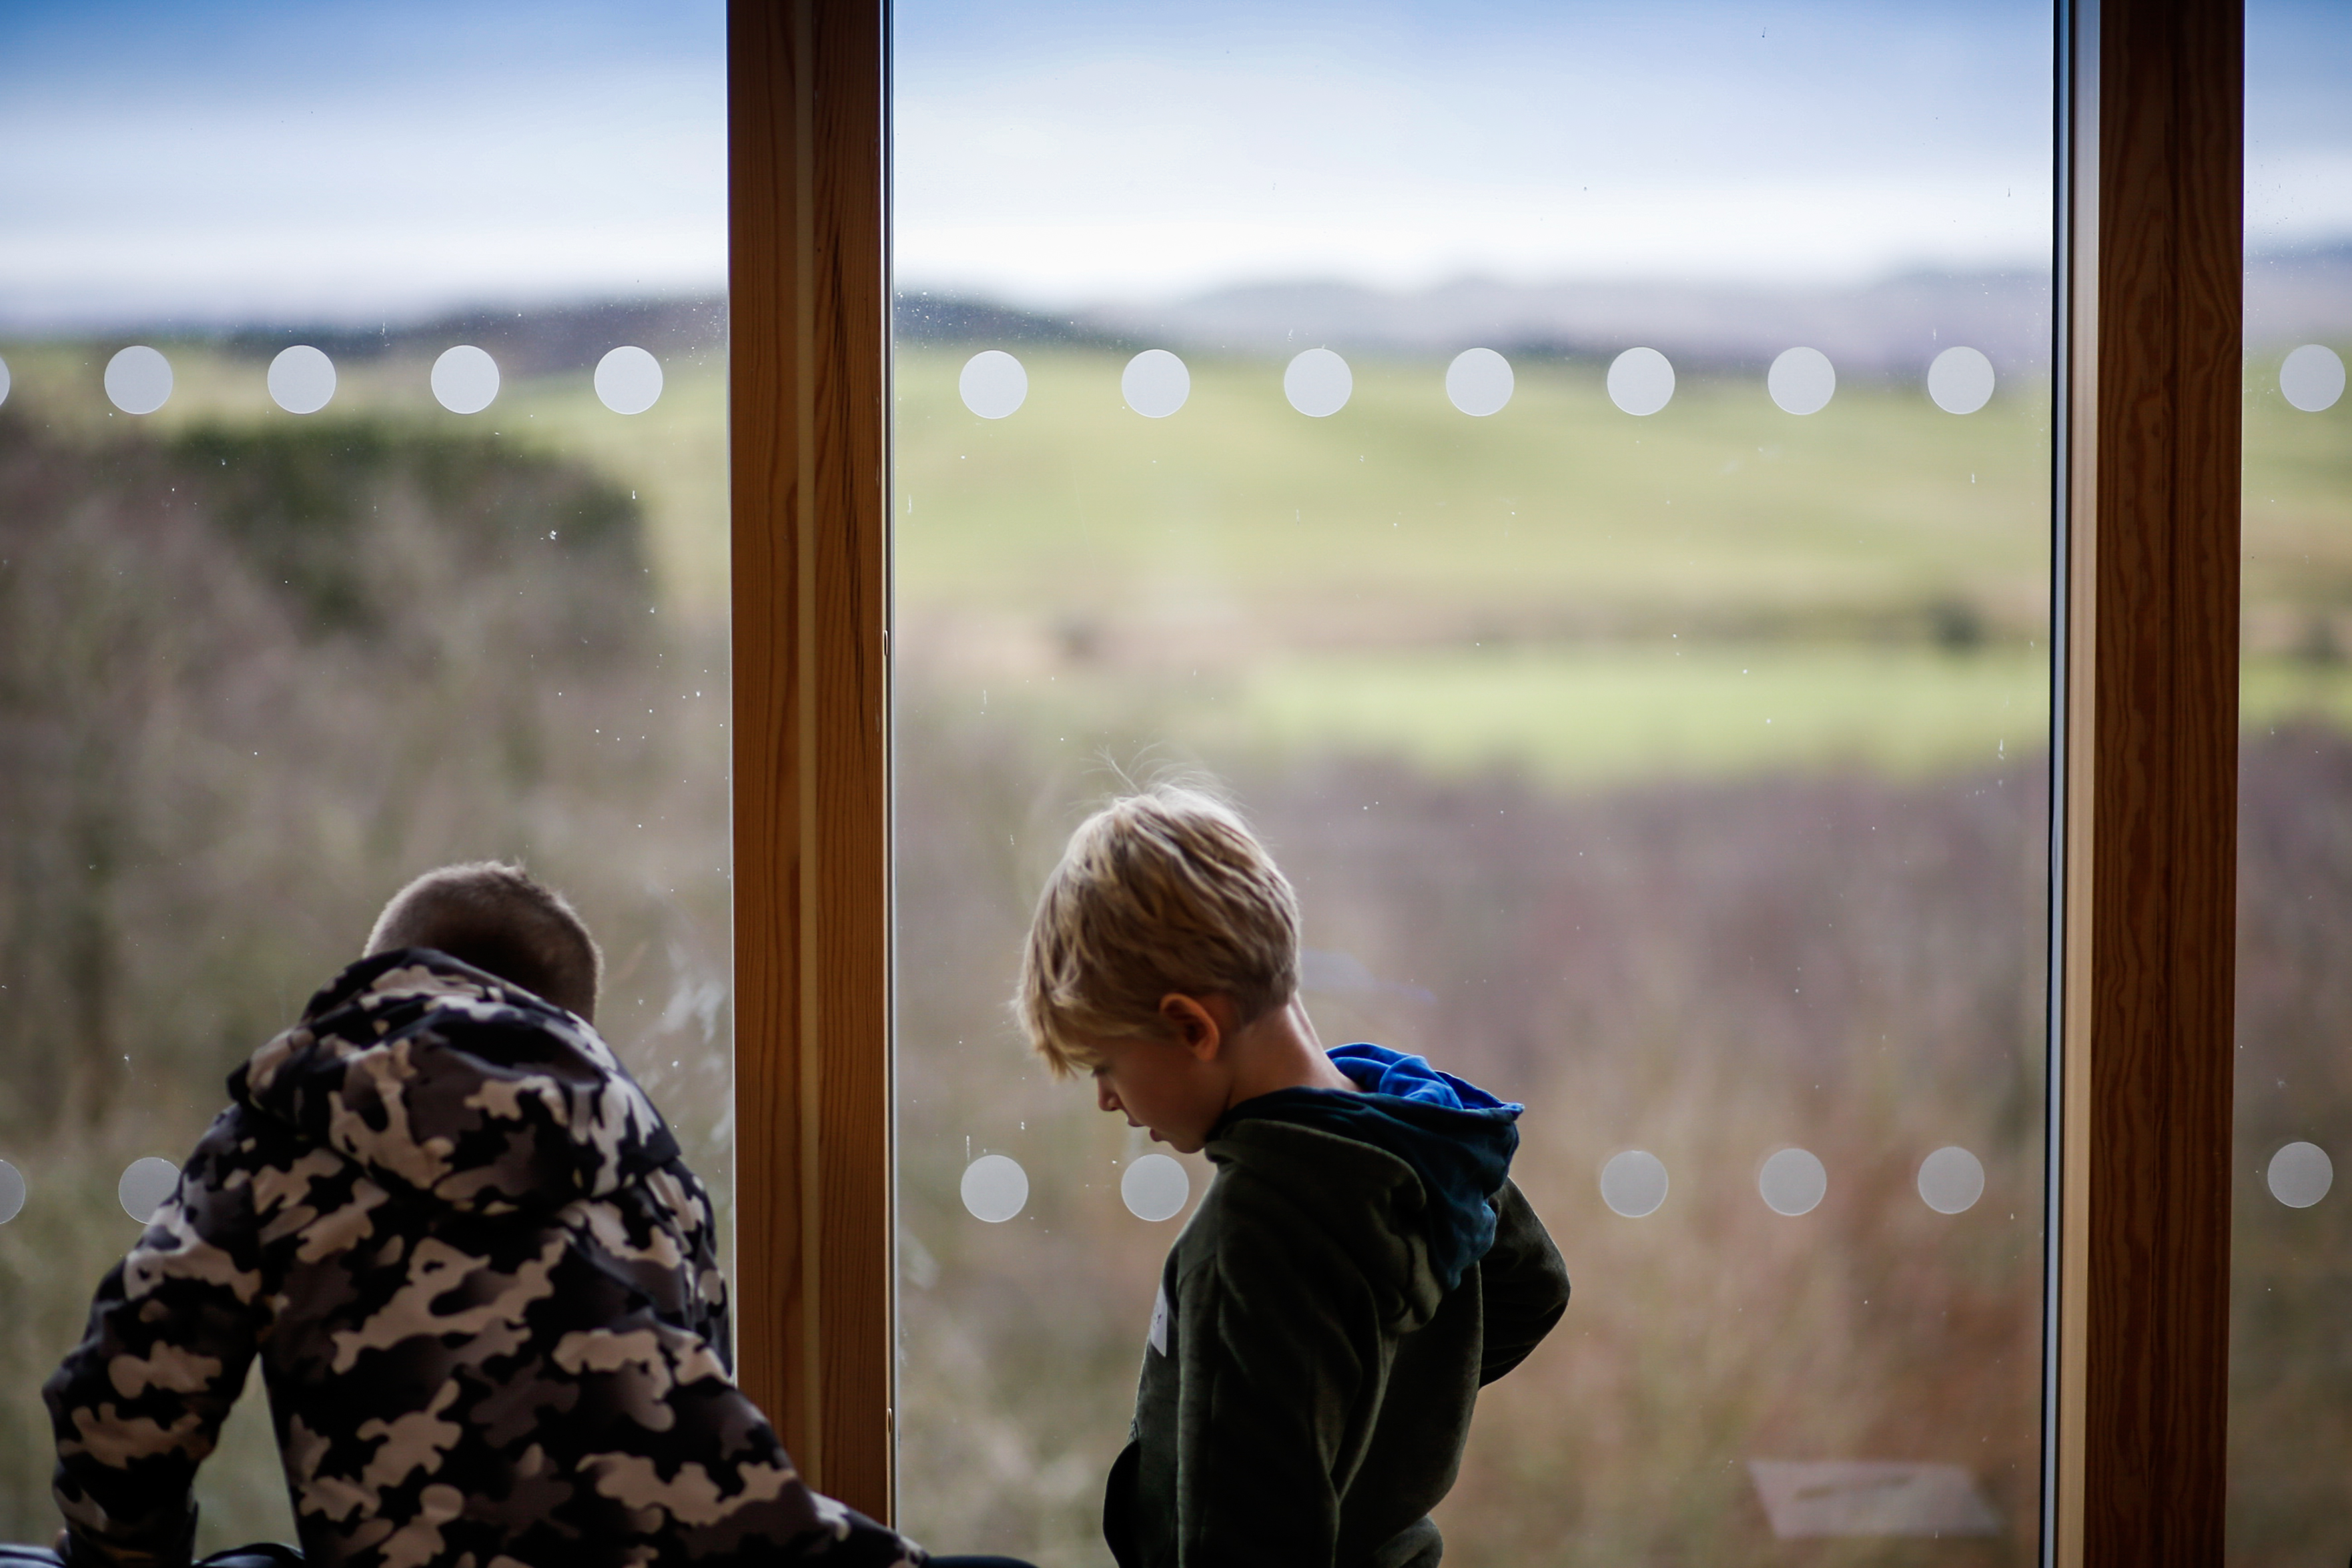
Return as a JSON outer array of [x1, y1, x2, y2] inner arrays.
[[0, 0, 2344, 328]]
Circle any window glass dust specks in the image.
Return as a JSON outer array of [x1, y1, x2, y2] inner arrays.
[[893, 1, 2057, 1561], [0, 3, 731, 1549], [2229, 5, 2352, 1550]]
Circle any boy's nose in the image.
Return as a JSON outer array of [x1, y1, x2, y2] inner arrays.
[[1096, 1080, 1122, 1115]]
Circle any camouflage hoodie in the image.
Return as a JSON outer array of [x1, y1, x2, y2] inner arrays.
[[44, 951, 919, 1568]]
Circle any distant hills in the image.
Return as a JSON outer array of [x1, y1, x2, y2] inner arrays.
[[13, 245, 2345, 374], [904, 246, 2352, 372], [901, 273, 2057, 375]]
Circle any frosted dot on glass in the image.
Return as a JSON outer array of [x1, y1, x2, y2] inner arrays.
[[105, 346, 173, 415], [268, 345, 337, 414], [1607, 347, 1675, 416], [1122, 349, 1190, 418], [1916, 1146, 1986, 1214], [119, 1157, 179, 1224], [1928, 346, 1996, 414], [2268, 1140, 2333, 1208], [1445, 348, 1514, 417], [431, 346, 500, 414], [0, 354, 12, 409], [596, 346, 665, 415], [2281, 345, 2345, 413], [960, 1153, 1028, 1223], [1284, 348, 1352, 418], [1599, 1149, 1669, 1218], [959, 350, 1027, 419], [1768, 346, 1837, 416], [1121, 1153, 1191, 1221], [1758, 1148, 1826, 1216], [0, 1160, 22, 1224]]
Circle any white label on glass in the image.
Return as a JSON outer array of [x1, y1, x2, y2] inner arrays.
[[959, 350, 1028, 419], [1445, 348, 1514, 417], [1927, 346, 1995, 414], [268, 345, 337, 414], [1122, 349, 1190, 418], [1284, 348, 1352, 418], [596, 346, 665, 415], [1607, 347, 1675, 416], [1768, 346, 1836, 415], [105, 346, 173, 415], [432, 346, 500, 414]]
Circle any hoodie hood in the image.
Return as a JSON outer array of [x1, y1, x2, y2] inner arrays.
[[232, 949, 678, 1216], [1209, 1042, 1521, 1292]]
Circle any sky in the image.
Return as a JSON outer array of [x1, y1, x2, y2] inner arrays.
[[0, 0, 2345, 329]]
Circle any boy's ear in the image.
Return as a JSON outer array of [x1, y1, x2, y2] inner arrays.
[[1158, 993, 1231, 1062]]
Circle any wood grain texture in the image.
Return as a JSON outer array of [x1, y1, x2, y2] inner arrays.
[[729, 0, 893, 1520], [2056, 0, 2242, 1561]]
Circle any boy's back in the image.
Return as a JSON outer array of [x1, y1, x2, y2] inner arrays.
[[45, 947, 910, 1568], [1106, 1050, 1568, 1568]]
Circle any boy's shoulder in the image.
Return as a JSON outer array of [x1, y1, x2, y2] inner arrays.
[[1179, 1119, 1435, 1301]]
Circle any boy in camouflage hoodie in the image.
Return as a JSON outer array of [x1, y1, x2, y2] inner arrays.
[[43, 864, 951, 1568]]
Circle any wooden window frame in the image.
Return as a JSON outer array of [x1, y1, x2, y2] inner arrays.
[[726, 1, 2248, 1559]]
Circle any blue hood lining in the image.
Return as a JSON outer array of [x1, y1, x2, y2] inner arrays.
[[1210, 1043, 1522, 1291]]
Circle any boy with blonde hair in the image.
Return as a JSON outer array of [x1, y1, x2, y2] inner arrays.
[[1018, 786, 1569, 1568]]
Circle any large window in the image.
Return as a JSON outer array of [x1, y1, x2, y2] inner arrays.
[[2229, 2, 2352, 1559], [891, 5, 2056, 1561], [0, 5, 731, 1549]]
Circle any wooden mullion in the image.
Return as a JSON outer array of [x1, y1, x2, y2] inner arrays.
[[2054, 0, 2243, 1561], [729, 0, 894, 1521]]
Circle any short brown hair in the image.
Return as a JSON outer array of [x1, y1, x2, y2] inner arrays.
[[364, 861, 604, 1022], [1016, 785, 1299, 1077]]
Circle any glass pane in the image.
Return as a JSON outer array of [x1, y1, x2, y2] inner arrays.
[[2230, 3, 2352, 1559], [894, 5, 2056, 1565], [0, 5, 730, 1551]]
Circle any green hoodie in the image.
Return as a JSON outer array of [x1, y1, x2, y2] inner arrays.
[[1104, 1048, 1569, 1568]]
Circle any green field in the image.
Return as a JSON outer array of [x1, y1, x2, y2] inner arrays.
[[7, 334, 2347, 785], [891, 344, 2352, 783]]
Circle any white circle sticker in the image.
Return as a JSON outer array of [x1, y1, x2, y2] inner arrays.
[[2280, 344, 2345, 413], [1122, 349, 1190, 418], [0, 354, 12, 410], [268, 345, 337, 414], [1121, 1153, 1191, 1221], [1928, 346, 1996, 414], [959, 350, 1027, 419], [1758, 1147, 1827, 1216], [1284, 348, 1352, 418], [1916, 1146, 1986, 1214], [1768, 346, 1836, 416], [960, 1153, 1029, 1223], [1607, 347, 1675, 416], [2268, 1141, 2333, 1209], [595, 346, 665, 415], [119, 1157, 180, 1224], [1445, 348, 1514, 416], [432, 346, 500, 414], [105, 346, 173, 415], [0, 1160, 23, 1225], [1599, 1150, 1669, 1218]]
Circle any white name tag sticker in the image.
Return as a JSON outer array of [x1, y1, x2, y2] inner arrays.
[[1148, 1281, 1170, 1356]]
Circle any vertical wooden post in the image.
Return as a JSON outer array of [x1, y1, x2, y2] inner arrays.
[[728, 0, 894, 1521], [2055, 0, 2241, 1560]]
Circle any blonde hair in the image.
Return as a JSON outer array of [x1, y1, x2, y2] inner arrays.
[[1016, 784, 1300, 1077]]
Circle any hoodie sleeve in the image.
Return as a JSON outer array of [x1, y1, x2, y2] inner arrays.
[[1475, 1179, 1569, 1386], [43, 1113, 264, 1568], [1174, 1176, 1377, 1568]]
